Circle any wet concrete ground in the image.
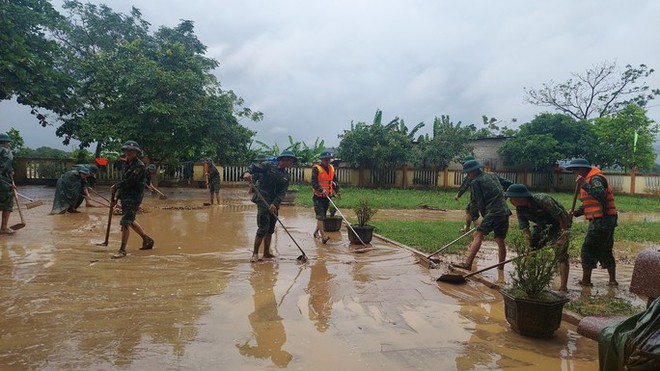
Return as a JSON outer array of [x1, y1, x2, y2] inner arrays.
[[0, 186, 605, 370]]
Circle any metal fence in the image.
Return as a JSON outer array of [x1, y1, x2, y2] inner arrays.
[[369, 169, 396, 186], [412, 169, 437, 186], [644, 175, 660, 194]]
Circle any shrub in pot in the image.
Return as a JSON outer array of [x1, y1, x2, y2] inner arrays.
[[323, 203, 343, 232], [500, 234, 569, 338], [347, 199, 377, 244]]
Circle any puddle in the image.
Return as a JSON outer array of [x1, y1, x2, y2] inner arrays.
[[0, 186, 600, 369]]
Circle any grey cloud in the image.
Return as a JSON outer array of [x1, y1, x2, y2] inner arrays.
[[2, 0, 659, 152]]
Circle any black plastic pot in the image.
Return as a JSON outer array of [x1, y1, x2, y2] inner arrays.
[[500, 289, 569, 338], [323, 216, 343, 232], [281, 189, 298, 205], [347, 225, 374, 244]]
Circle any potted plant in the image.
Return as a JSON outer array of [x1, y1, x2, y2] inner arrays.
[[323, 203, 343, 232], [500, 234, 569, 338], [347, 199, 377, 244]]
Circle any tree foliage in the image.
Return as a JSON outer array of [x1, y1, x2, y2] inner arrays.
[[3, 1, 259, 165], [498, 113, 596, 170], [49, 1, 260, 163], [524, 61, 660, 120], [415, 115, 474, 169], [337, 109, 417, 169], [592, 104, 658, 170], [0, 0, 72, 113], [7, 128, 26, 153]]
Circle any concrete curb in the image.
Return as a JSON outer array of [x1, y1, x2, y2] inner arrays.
[[374, 233, 585, 327]]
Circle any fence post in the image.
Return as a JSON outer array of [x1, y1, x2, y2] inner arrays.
[[443, 168, 449, 188], [630, 168, 637, 195], [402, 166, 407, 189]]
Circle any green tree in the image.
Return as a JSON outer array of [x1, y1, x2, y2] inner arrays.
[[6, 128, 26, 154], [17, 146, 70, 159], [51, 1, 258, 163], [498, 113, 595, 170], [0, 0, 72, 114], [415, 115, 474, 169], [337, 109, 414, 173], [592, 104, 658, 170], [524, 61, 660, 120], [282, 136, 326, 166]]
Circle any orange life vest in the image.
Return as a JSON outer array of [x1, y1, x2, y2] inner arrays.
[[313, 164, 335, 197], [579, 167, 617, 220]]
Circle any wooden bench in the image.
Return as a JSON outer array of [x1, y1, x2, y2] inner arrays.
[[576, 249, 660, 341]]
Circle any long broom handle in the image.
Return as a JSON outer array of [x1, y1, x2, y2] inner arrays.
[[462, 233, 566, 279], [88, 187, 112, 204], [251, 184, 307, 258], [326, 195, 367, 247], [102, 189, 117, 245], [427, 228, 475, 259], [11, 180, 25, 226]]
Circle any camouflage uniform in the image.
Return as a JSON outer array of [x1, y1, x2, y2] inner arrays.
[[118, 157, 146, 226], [51, 170, 86, 214], [470, 172, 511, 238], [207, 164, 221, 193], [248, 161, 290, 237], [575, 175, 617, 269], [457, 177, 480, 221], [516, 193, 570, 263], [0, 147, 14, 212]]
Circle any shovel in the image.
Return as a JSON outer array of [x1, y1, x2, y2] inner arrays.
[[96, 188, 117, 246], [16, 192, 44, 209], [419, 228, 475, 269], [10, 191, 26, 231], [326, 196, 367, 247], [252, 184, 308, 264]]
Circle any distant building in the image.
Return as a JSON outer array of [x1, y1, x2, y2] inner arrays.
[[449, 136, 522, 171]]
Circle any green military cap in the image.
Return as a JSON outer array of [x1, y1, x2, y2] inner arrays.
[[121, 140, 142, 152], [319, 151, 333, 160], [462, 155, 475, 164], [462, 160, 484, 173], [564, 158, 592, 170], [0, 133, 12, 143], [254, 154, 268, 162], [505, 184, 532, 198], [277, 150, 297, 162]]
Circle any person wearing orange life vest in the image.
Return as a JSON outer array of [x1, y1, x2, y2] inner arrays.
[[565, 158, 618, 287], [312, 151, 340, 244]]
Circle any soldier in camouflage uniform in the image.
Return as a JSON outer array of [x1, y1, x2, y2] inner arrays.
[[145, 164, 157, 192], [455, 160, 512, 270], [242, 151, 297, 262], [50, 166, 90, 214], [205, 159, 221, 205], [0, 133, 16, 234], [506, 184, 571, 294], [454, 156, 480, 233], [110, 141, 154, 259], [565, 158, 618, 287]]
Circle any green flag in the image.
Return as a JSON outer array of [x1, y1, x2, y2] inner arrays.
[[633, 130, 639, 153]]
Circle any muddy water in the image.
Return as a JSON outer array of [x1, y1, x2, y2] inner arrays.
[[0, 186, 598, 370]]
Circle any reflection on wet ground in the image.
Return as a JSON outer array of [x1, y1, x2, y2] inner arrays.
[[0, 186, 601, 370]]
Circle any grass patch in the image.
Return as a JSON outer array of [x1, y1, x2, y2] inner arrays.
[[370, 218, 660, 258], [290, 185, 660, 213], [566, 295, 644, 317], [371, 220, 468, 254]]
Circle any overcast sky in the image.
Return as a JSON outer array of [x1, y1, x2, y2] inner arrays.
[[2, 0, 659, 153]]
